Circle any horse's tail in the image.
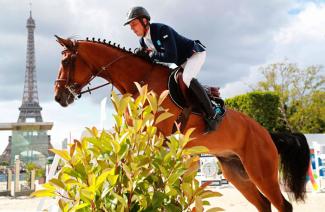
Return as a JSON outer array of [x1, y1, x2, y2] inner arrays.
[[270, 132, 310, 201]]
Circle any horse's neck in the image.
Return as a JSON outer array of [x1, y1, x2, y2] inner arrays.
[[81, 42, 154, 94], [109, 57, 154, 94]]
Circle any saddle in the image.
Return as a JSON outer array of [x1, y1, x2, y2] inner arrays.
[[168, 68, 225, 132]]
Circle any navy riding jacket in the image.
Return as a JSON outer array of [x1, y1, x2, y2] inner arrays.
[[140, 23, 205, 66]]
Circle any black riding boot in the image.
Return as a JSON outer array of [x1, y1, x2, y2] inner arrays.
[[189, 78, 221, 131]]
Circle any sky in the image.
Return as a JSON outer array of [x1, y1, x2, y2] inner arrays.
[[0, 0, 325, 153]]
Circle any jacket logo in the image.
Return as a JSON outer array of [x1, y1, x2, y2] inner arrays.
[[156, 40, 162, 46]]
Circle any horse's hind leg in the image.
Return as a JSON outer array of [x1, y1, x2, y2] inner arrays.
[[241, 140, 293, 212], [218, 156, 271, 212]]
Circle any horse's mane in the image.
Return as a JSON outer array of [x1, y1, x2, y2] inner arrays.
[[77, 37, 171, 69]]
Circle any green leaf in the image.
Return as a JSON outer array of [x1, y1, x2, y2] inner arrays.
[[111, 91, 120, 111], [163, 152, 172, 163], [155, 111, 174, 124], [118, 95, 131, 115], [70, 142, 76, 157], [194, 181, 212, 197], [110, 136, 121, 153], [181, 182, 193, 199], [133, 119, 143, 132], [135, 82, 148, 100], [50, 149, 71, 161], [158, 165, 168, 178], [158, 90, 169, 106], [41, 182, 56, 191], [142, 113, 154, 127], [122, 164, 132, 180], [64, 178, 80, 185], [71, 202, 90, 211], [183, 146, 209, 155], [183, 128, 195, 146], [118, 142, 128, 160], [61, 167, 82, 179], [152, 191, 166, 208], [112, 192, 127, 206], [92, 126, 98, 137], [183, 159, 199, 178], [81, 137, 89, 150], [167, 169, 186, 185], [88, 173, 96, 186], [58, 199, 66, 211], [49, 178, 65, 190], [107, 174, 119, 186], [113, 114, 123, 128], [164, 203, 182, 212], [81, 188, 95, 201], [199, 190, 223, 199], [30, 189, 56, 198], [147, 92, 158, 114]]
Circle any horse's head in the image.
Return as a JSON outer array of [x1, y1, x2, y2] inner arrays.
[[54, 35, 162, 107], [54, 36, 94, 107]]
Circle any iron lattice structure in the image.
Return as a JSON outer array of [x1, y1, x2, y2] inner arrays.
[[18, 11, 43, 123], [0, 11, 54, 166]]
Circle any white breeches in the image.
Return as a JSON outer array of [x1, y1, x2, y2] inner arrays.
[[182, 51, 206, 87]]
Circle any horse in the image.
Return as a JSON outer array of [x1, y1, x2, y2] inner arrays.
[[54, 36, 310, 212]]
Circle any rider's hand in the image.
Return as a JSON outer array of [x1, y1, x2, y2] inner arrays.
[[145, 49, 154, 57], [135, 48, 152, 61]]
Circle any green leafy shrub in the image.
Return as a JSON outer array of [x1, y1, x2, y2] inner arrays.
[[25, 162, 45, 184], [26, 162, 45, 178], [225, 91, 281, 131], [32, 84, 222, 212]]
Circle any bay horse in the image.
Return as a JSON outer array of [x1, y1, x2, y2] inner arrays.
[[54, 36, 310, 212]]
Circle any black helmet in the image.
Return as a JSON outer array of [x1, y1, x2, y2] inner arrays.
[[124, 6, 150, 26]]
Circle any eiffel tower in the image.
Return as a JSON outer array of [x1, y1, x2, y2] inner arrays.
[[18, 10, 43, 123], [0, 9, 54, 167]]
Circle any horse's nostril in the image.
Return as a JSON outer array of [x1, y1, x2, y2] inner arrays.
[[55, 95, 60, 102]]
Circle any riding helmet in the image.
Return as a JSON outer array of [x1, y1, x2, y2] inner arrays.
[[124, 6, 150, 25]]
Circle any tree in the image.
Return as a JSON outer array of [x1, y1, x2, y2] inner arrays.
[[253, 61, 325, 133]]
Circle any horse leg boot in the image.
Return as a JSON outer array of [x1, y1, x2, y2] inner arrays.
[[189, 78, 220, 131]]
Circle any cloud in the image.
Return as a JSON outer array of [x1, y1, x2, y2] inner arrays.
[[0, 0, 296, 102], [221, 1, 325, 98], [271, 3, 325, 66]]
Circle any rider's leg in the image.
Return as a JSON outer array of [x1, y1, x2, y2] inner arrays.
[[182, 51, 206, 87], [189, 79, 219, 131], [182, 51, 220, 131]]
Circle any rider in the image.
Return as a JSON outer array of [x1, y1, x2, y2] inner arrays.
[[124, 6, 222, 131]]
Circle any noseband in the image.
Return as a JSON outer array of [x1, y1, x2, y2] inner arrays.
[[55, 40, 84, 98], [55, 40, 129, 99]]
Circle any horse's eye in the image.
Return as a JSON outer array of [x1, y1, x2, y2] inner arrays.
[[62, 59, 69, 66]]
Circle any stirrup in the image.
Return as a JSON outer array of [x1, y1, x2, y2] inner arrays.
[[205, 107, 225, 132], [211, 100, 225, 119]]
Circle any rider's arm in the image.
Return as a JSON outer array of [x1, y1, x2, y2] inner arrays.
[[150, 25, 178, 63]]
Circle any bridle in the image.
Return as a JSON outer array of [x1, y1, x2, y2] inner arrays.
[[55, 40, 129, 99]]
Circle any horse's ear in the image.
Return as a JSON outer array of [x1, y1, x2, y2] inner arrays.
[[55, 35, 73, 49]]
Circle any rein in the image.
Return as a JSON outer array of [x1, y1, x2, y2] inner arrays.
[[78, 54, 129, 97]]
